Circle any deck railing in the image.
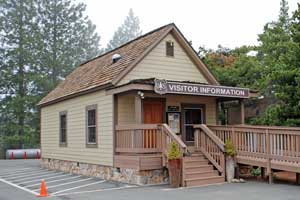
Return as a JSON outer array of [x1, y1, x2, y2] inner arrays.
[[115, 124, 187, 165], [208, 125, 300, 177], [208, 125, 300, 159], [115, 124, 162, 153], [194, 124, 225, 175]]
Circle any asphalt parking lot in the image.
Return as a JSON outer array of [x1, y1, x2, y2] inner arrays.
[[0, 160, 300, 200], [0, 160, 137, 199]]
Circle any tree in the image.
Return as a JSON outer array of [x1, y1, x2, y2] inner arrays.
[[257, 0, 292, 96], [0, 0, 40, 143], [199, 45, 262, 89], [37, 0, 102, 94], [106, 9, 142, 51], [252, 1, 300, 126], [0, 0, 101, 149]]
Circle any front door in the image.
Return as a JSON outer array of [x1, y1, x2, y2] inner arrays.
[[143, 99, 164, 148], [182, 104, 204, 145], [143, 99, 164, 124]]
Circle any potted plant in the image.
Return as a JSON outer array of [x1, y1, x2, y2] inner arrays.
[[225, 139, 236, 183], [168, 141, 182, 187], [251, 167, 261, 180]]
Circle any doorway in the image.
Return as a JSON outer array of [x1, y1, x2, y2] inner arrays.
[[143, 98, 164, 148], [182, 104, 205, 145], [143, 99, 164, 124]]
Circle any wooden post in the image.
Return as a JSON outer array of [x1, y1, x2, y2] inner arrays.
[[266, 129, 273, 184], [240, 99, 245, 124], [194, 129, 199, 149], [135, 95, 142, 124], [261, 167, 265, 180]]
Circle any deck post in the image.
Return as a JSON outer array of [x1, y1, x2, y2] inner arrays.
[[266, 129, 272, 184], [239, 99, 245, 124], [135, 95, 142, 123], [296, 173, 300, 185], [261, 167, 265, 180]]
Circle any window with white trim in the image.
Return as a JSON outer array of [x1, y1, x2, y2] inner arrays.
[[86, 105, 97, 147]]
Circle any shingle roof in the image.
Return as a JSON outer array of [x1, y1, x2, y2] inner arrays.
[[38, 23, 173, 106]]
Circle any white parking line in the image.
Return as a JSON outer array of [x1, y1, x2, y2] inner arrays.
[[14, 172, 65, 184], [0, 168, 45, 177], [52, 180, 106, 195], [26, 175, 81, 187], [0, 178, 39, 196], [0, 167, 33, 175], [33, 177, 93, 191], [20, 174, 72, 185], [54, 185, 138, 196], [1, 169, 48, 178], [8, 171, 59, 182]]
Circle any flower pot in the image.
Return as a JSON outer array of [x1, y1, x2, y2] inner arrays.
[[168, 159, 181, 187], [226, 156, 235, 183]]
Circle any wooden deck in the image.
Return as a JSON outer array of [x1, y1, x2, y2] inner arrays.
[[114, 123, 300, 185], [205, 124, 300, 182]]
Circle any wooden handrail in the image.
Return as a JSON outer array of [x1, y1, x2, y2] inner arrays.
[[161, 124, 187, 153], [208, 124, 300, 181], [194, 124, 225, 175], [116, 124, 158, 130], [194, 124, 225, 152], [115, 124, 162, 154], [115, 123, 187, 157], [209, 124, 300, 132]]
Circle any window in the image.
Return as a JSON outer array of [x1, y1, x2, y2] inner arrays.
[[166, 41, 174, 57], [59, 111, 67, 146], [86, 105, 97, 147]]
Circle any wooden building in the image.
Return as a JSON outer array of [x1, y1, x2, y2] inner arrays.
[[38, 23, 300, 186]]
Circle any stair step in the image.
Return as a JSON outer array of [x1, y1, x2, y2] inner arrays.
[[184, 156, 207, 162], [185, 165, 213, 172], [191, 153, 204, 157], [185, 170, 219, 179], [184, 160, 209, 167], [185, 176, 224, 187]]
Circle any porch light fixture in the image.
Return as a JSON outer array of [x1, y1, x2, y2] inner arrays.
[[138, 91, 144, 99]]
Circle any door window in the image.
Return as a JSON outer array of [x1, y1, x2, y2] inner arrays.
[[184, 108, 203, 142]]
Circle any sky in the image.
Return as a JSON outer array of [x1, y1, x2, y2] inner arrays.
[[80, 0, 299, 50]]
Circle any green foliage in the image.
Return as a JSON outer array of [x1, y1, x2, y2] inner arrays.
[[168, 141, 181, 160], [106, 9, 142, 51], [36, 0, 102, 94], [225, 139, 236, 157], [201, 1, 300, 127], [251, 167, 261, 177], [0, 133, 39, 158], [0, 0, 101, 148]]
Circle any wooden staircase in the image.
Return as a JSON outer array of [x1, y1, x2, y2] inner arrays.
[[182, 152, 224, 187]]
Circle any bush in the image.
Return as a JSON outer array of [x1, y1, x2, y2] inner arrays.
[[251, 167, 261, 177], [225, 139, 236, 157], [168, 141, 181, 160]]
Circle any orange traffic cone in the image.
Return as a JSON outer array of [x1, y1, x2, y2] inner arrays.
[[38, 179, 49, 197]]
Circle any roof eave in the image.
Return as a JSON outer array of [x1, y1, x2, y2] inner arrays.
[[37, 83, 113, 108]]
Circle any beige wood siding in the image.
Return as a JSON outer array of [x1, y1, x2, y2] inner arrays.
[[41, 91, 113, 166], [118, 34, 208, 85], [117, 93, 135, 124], [165, 95, 217, 125], [116, 93, 217, 126]]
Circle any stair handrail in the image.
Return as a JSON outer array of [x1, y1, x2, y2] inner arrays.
[[194, 124, 225, 175], [160, 124, 188, 156], [194, 124, 225, 152]]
